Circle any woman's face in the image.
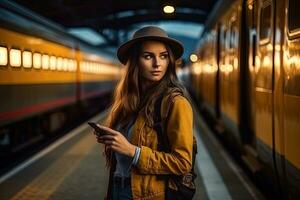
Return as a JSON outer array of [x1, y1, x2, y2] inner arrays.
[[139, 41, 169, 84]]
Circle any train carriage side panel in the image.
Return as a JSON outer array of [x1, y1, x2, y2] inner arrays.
[[77, 52, 120, 103], [217, 0, 242, 142], [283, 0, 300, 198], [0, 28, 77, 126]]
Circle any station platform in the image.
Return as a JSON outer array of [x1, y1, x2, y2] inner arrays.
[[0, 105, 265, 200]]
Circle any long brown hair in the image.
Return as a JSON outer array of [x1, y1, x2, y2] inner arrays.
[[104, 41, 188, 166]]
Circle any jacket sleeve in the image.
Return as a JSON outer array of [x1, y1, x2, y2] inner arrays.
[[136, 96, 193, 175]]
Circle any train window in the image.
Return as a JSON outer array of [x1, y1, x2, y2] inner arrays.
[[229, 26, 237, 49], [259, 3, 271, 43], [33, 53, 41, 69], [88, 62, 92, 73], [22, 51, 32, 68], [57, 57, 63, 71], [62, 58, 68, 71], [288, 0, 300, 33], [42, 54, 49, 69], [0, 47, 8, 66], [220, 27, 227, 52], [229, 13, 237, 49], [90, 62, 93, 73], [50, 56, 56, 70], [10, 49, 21, 67], [67, 59, 73, 71]]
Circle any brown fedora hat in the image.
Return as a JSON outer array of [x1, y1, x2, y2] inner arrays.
[[117, 26, 184, 65]]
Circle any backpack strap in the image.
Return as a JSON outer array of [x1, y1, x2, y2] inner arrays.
[[153, 94, 169, 151], [153, 93, 198, 172], [153, 93, 180, 151]]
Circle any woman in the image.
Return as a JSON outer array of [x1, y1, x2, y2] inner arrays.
[[95, 26, 194, 200]]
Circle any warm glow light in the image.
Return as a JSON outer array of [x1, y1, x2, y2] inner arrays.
[[67, 59, 73, 71], [163, 5, 175, 14], [0, 47, 8, 66], [10, 49, 21, 67], [50, 56, 56, 70], [80, 61, 84, 72], [73, 60, 77, 71], [262, 56, 272, 68], [267, 44, 273, 51], [22, 51, 32, 68], [275, 44, 281, 52], [63, 58, 68, 71], [33, 53, 41, 69], [192, 63, 202, 75], [57, 57, 63, 71], [79, 60, 119, 75], [42, 54, 49, 69], [190, 54, 198, 62]]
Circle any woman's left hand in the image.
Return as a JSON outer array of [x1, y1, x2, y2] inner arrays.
[[96, 125, 136, 157]]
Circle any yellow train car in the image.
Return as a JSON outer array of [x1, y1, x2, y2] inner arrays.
[[0, 1, 120, 158], [190, 0, 300, 199]]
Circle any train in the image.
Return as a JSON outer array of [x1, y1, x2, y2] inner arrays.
[[189, 0, 300, 199], [0, 1, 121, 163]]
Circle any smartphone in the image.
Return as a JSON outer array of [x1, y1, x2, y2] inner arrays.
[[88, 122, 106, 136]]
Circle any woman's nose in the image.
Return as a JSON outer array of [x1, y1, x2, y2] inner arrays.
[[153, 56, 161, 67]]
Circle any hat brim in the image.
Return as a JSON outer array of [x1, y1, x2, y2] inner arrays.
[[117, 36, 184, 65]]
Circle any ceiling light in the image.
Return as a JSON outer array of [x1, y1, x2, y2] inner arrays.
[[190, 54, 198, 62], [163, 6, 175, 14]]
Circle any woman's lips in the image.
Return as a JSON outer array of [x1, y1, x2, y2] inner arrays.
[[151, 71, 162, 75]]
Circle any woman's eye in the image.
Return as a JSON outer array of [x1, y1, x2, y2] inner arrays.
[[160, 54, 168, 59], [144, 55, 152, 59]]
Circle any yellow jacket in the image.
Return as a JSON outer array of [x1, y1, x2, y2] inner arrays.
[[107, 95, 194, 200]]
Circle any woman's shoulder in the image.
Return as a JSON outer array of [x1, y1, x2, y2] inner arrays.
[[163, 92, 190, 105], [172, 95, 192, 109], [162, 93, 192, 116]]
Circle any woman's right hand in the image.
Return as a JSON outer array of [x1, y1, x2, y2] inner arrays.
[[94, 125, 136, 158]]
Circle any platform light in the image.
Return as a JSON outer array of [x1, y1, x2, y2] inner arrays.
[[33, 53, 41, 69], [190, 54, 198, 62], [42, 54, 49, 69], [10, 49, 21, 67], [0, 47, 8, 66], [163, 5, 175, 14]]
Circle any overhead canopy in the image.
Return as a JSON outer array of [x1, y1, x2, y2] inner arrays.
[[11, 0, 219, 48]]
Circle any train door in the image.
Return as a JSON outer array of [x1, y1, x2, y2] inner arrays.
[[242, 0, 258, 147], [283, 0, 300, 198], [216, 25, 221, 119], [238, 0, 263, 174], [255, 0, 282, 197], [219, 3, 241, 140], [219, 24, 228, 124]]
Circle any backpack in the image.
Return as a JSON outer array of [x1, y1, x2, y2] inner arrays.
[[153, 94, 197, 200]]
